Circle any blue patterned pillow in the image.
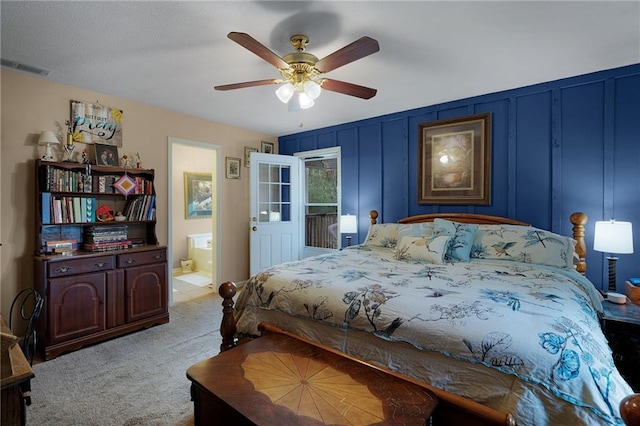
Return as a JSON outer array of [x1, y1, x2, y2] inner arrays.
[[433, 218, 478, 262]]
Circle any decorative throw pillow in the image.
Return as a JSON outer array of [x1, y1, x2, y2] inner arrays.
[[397, 222, 435, 240], [471, 224, 576, 269], [363, 224, 401, 248], [433, 218, 478, 262], [394, 235, 451, 264]]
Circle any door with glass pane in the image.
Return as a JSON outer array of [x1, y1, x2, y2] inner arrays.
[[249, 153, 300, 276], [296, 147, 341, 258]]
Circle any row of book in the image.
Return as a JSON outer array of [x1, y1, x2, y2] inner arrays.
[[123, 195, 155, 221], [83, 225, 131, 252], [39, 165, 153, 194], [41, 193, 156, 224], [42, 193, 96, 224]]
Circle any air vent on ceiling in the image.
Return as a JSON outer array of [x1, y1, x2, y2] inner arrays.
[[1, 58, 51, 77]]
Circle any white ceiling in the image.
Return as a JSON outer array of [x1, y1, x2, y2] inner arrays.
[[2, 1, 639, 137]]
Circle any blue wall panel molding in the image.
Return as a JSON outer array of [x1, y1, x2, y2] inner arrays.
[[279, 64, 640, 291]]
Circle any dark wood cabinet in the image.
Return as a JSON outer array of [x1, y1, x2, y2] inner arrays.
[[47, 271, 107, 344], [33, 160, 168, 360], [601, 300, 640, 391]]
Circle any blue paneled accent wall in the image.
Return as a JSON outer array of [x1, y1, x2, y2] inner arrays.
[[279, 64, 640, 292]]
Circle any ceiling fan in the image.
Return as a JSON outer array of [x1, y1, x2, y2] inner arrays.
[[214, 32, 380, 110]]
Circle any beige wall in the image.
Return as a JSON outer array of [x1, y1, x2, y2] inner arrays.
[[0, 69, 276, 316]]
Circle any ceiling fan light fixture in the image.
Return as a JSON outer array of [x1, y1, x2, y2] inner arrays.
[[275, 83, 295, 104], [303, 80, 321, 100], [299, 92, 314, 109], [288, 92, 301, 112]]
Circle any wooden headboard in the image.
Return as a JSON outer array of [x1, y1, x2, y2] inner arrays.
[[368, 210, 588, 275]]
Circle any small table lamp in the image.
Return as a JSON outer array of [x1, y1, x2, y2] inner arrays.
[[594, 219, 634, 292], [340, 214, 358, 247], [38, 131, 60, 161]]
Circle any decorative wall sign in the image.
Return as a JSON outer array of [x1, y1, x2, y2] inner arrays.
[[418, 113, 491, 205], [184, 172, 212, 219], [70, 100, 123, 146]]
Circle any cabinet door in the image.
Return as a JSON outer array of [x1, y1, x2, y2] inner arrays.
[[48, 272, 106, 344], [125, 263, 167, 323]]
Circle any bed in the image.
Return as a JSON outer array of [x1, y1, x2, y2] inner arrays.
[[219, 211, 636, 425]]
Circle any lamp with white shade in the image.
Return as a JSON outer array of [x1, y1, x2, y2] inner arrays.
[[340, 214, 358, 247], [593, 219, 634, 293], [38, 131, 60, 161]]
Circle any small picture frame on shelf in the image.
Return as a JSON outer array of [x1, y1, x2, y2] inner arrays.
[[94, 143, 120, 167], [225, 157, 241, 179], [261, 141, 275, 154], [244, 146, 258, 167]]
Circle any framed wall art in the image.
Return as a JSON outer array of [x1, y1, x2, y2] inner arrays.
[[261, 141, 275, 154], [94, 143, 120, 166], [184, 172, 212, 219], [244, 146, 258, 167], [225, 157, 241, 179], [418, 113, 491, 205]]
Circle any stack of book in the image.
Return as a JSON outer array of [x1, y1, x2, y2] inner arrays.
[[83, 225, 131, 252]]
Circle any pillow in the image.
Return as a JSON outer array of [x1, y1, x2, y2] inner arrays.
[[433, 218, 478, 262], [394, 235, 451, 264], [363, 223, 401, 248], [397, 222, 435, 239], [471, 224, 576, 269]]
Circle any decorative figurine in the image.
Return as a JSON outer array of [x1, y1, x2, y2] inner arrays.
[[135, 152, 142, 169], [81, 148, 91, 164]]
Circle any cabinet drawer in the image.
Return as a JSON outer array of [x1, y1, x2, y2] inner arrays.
[[117, 249, 166, 268], [48, 256, 114, 277]]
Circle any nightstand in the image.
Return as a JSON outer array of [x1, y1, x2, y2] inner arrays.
[[601, 300, 640, 391]]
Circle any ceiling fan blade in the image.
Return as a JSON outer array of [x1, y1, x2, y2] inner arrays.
[[215, 79, 279, 91], [321, 79, 377, 99], [227, 32, 289, 69], [315, 37, 380, 73]]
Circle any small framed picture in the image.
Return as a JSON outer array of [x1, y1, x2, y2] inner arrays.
[[244, 146, 258, 167], [226, 157, 241, 179], [94, 143, 120, 166], [261, 141, 275, 154]]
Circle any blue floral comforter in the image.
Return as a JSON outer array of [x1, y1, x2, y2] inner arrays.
[[234, 245, 633, 425]]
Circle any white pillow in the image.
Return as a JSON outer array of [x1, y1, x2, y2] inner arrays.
[[394, 235, 451, 264], [471, 224, 576, 269], [363, 223, 401, 248]]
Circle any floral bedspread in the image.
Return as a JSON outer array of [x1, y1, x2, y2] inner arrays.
[[234, 245, 633, 425]]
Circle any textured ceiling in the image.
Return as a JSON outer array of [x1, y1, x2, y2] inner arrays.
[[2, 1, 639, 136]]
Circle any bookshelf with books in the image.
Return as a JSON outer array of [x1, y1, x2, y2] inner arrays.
[[33, 160, 168, 360]]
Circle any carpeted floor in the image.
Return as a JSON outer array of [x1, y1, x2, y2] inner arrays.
[[27, 293, 224, 426]]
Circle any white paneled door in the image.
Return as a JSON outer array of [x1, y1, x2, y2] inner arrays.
[[249, 153, 300, 277]]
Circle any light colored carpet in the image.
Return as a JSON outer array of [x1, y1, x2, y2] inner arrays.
[[174, 272, 212, 287], [28, 293, 224, 426]]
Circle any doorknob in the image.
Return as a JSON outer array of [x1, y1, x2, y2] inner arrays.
[[252, 226, 258, 231]]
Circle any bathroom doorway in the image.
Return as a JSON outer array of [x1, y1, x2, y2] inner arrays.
[[167, 137, 221, 304]]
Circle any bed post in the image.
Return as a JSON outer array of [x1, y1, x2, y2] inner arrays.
[[570, 212, 588, 275], [218, 281, 237, 353], [369, 210, 378, 225]]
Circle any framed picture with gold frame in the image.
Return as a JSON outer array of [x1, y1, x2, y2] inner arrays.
[[418, 113, 491, 205], [184, 172, 212, 219], [225, 157, 241, 179]]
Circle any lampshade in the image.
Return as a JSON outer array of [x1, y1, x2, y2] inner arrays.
[[340, 214, 358, 234], [276, 79, 321, 110], [38, 131, 60, 146], [275, 83, 295, 103], [594, 220, 634, 254]]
